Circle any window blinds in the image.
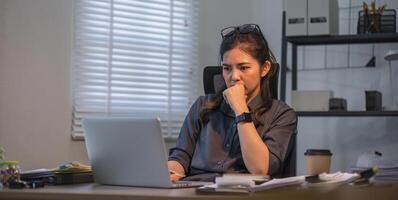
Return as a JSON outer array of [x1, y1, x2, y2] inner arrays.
[[72, 0, 199, 139]]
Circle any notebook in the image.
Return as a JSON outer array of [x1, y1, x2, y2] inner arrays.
[[82, 117, 207, 188]]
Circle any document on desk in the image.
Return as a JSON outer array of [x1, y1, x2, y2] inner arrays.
[[215, 174, 270, 186], [303, 172, 359, 187], [196, 175, 305, 193], [197, 172, 360, 193], [375, 166, 398, 182], [352, 165, 398, 183], [249, 176, 305, 192]]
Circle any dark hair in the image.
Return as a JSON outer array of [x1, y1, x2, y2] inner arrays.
[[200, 26, 278, 124]]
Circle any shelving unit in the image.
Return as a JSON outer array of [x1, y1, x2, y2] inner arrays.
[[297, 111, 398, 117], [280, 11, 398, 116], [286, 33, 398, 45]]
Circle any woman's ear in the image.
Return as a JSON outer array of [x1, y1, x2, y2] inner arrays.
[[261, 61, 271, 77]]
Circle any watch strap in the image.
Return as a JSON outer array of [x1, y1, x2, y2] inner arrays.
[[235, 112, 252, 124]]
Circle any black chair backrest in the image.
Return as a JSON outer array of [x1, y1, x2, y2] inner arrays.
[[203, 64, 279, 99], [202, 64, 296, 177], [203, 66, 225, 95], [279, 133, 296, 177]]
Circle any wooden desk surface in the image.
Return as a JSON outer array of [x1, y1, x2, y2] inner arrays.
[[1, 183, 398, 200]]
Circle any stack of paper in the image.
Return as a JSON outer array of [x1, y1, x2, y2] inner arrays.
[[21, 161, 93, 185], [196, 174, 304, 193], [52, 161, 93, 185], [249, 176, 305, 192], [373, 166, 398, 183], [303, 172, 359, 187], [352, 151, 398, 183], [20, 168, 56, 185], [215, 174, 269, 187], [351, 165, 398, 183], [54, 161, 92, 173], [197, 172, 359, 193]]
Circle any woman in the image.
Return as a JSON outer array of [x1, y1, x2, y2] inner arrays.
[[168, 24, 297, 182]]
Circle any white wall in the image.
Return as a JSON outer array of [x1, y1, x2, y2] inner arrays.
[[1, 0, 397, 175], [298, 117, 398, 175], [197, 0, 255, 94], [0, 0, 259, 171], [0, 0, 87, 170]]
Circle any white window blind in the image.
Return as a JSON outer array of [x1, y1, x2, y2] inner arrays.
[[72, 0, 199, 139]]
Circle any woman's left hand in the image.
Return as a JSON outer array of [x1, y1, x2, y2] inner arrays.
[[167, 161, 185, 183], [223, 83, 249, 115]]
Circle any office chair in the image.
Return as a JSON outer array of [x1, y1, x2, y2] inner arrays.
[[203, 66, 226, 95], [203, 64, 297, 177]]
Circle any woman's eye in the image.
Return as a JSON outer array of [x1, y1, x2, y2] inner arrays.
[[223, 67, 231, 71], [240, 66, 249, 71]]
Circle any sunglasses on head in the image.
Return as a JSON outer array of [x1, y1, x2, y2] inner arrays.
[[221, 24, 264, 39]]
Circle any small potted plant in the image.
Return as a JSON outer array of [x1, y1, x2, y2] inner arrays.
[[0, 146, 21, 188]]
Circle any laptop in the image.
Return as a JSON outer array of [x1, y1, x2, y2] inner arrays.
[[82, 117, 207, 188]]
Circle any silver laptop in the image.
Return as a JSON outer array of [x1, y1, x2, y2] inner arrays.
[[82, 117, 206, 188]]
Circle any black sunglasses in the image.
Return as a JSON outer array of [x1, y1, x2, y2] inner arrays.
[[221, 24, 265, 39]]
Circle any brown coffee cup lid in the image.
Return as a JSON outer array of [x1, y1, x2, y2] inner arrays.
[[304, 149, 332, 156]]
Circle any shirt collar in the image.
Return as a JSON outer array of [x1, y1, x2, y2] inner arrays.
[[220, 100, 235, 117], [247, 94, 263, 111]]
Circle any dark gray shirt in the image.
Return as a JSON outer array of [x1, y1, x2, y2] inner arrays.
[[168, 94, 297, 178]]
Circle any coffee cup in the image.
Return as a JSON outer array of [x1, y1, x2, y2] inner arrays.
[[304, 149, 332, 175]]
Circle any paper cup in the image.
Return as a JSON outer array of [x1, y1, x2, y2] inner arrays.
[[304, 149, 332, 175]]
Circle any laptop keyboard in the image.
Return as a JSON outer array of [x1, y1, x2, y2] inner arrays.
[[172, 181, 206, 188]]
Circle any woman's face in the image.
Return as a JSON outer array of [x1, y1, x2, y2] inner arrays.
[[222, 48, 270, 102]]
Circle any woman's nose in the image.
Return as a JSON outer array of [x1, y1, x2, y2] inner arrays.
[[230, 68, 240, 81]]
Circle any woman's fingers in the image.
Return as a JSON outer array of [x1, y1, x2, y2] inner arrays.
[[223, 84, 245, 104], [222, 90, 230, 105], [170, 174, 183, 183], [223, 84, 249, 114]]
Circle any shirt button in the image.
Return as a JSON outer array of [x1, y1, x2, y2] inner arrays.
[[217, 161, 223, 168], [226, 144, 230, 148]]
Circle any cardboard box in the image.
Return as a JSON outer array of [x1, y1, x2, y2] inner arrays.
[[291, 90, 334, 111], [307, 0, 339, 35], [286, 0, 308, 36], [286, 0, 339, 36]]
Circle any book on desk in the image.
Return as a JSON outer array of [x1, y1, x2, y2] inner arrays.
[[54, 172, 93, 185], [20, 161, 94, 185], [21, 169, 93, 185]]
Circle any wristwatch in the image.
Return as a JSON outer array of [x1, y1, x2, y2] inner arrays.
[[235, 112, 252, 124]]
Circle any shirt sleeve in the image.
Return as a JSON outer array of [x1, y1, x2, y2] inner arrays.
[[261, 104, 297, 176], [168, 96, 204, 174]]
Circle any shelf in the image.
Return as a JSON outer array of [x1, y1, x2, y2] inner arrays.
[[280, 11, 398, 107], [297, 111, 398, 117], [286, 33, 398, 45]]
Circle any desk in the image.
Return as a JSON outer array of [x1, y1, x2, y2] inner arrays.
[[1, 183, 398, 200]]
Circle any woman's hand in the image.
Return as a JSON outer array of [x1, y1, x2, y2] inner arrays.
[[223, 83, 249, 116], [167, 160, 185, 183]]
